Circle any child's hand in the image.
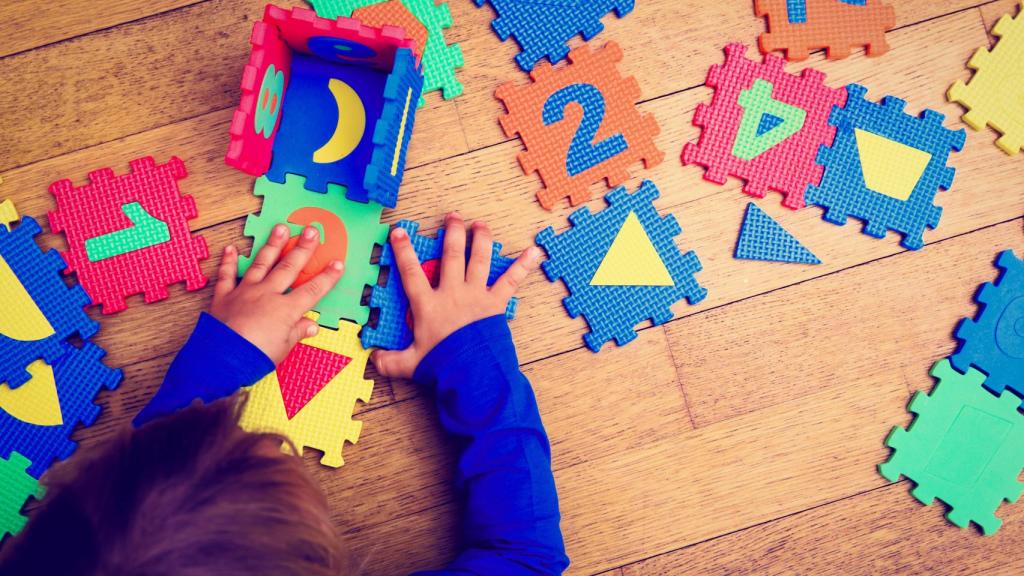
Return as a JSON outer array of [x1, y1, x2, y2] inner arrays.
[[211, 224, 344, 364], [372, 213, 541, 379]]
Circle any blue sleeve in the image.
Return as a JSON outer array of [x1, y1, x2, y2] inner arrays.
[[132, 312, 275, 427], [410, 315, 569, 576]]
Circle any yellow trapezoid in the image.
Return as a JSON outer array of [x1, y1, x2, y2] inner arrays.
[[590, 212, 673, 287], [855, 129, 931, 201]]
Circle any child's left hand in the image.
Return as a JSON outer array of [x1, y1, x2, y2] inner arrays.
[[210, 224, 344, 364]]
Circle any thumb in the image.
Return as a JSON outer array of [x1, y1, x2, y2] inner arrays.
[[288, 317, 320, 348], [372, 347, 420, 379]]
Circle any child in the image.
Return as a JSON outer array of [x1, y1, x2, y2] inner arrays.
[[0, 213, 570, 575]]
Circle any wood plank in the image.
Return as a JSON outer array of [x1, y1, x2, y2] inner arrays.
[[0, 0, 466, 172], [666, 216, 1021, 428], [619, 483, 1024, 575], [341, 367, 907, 575], [0, 0, 197, 58], [452, 0, 990, 151], [981, 0, 1020, 29]]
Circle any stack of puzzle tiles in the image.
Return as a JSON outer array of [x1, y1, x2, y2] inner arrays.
[[225, 4, 518, 467], [465, 0, 708, 352], [0, 202, 123, 543], [880, 249, 1024, 535]]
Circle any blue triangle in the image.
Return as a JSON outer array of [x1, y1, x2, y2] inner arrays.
[[756, 113, 785, 137], [735, 203, 821, 264]]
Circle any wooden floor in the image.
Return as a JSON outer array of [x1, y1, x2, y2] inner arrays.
[[2, 0, 1023, 573]]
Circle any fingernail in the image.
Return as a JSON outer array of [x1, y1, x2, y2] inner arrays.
[[306, 324, 319, 338], [526, 246, 541, 263], [329, 260, 344, 272], [302, 227, 317, 240], [448, 211, 462, 221], [392, 228, 407, 240], [223, 245, 235, 255], [272, 224, 286, 237]]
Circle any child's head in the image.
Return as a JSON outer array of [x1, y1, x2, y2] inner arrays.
[[0, 397, 349, 576]]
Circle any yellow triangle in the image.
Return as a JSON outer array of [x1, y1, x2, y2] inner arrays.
[[855, 129, 931, 201], [0, 359, 63, 426], [590, 212, 673, 286]]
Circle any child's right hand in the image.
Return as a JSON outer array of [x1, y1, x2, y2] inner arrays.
[[210, 224, 345, 364], [372, 212, 541, 379]]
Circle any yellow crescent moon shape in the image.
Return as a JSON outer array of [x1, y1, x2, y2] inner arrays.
[[0, 255, 55, 342], [313, 78, 366, 164], [0, 359, 63, 426]]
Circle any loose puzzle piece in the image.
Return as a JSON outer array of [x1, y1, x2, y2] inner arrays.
[[805, 84, 965, 250], [240, 315, 373, 468], [473, 0, 634, 72], [0, 200, 17, 231], [0, 343, 122, 479], [948, 1, 1024, 156], [497, 41, 663, 210], [735, 203, 820, 264], [311, 0, 464, 103], [362, 220, 518, 350], [0, 452, 40, 542], [239, 175, 387, 327], [952, 250, 1024, 402], [879, 359, 1024, 535], [755, 0, 896, 61], [0, 217, 98, 389], [536, 180, 707, 352], [682, 44, 846, 210], [48, 156, 209, 314]]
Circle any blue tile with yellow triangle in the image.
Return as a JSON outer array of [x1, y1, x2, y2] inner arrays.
[[536, 180, 707, 352]]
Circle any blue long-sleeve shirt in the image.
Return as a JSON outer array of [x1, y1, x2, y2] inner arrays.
[[135, 313, 569, 575]]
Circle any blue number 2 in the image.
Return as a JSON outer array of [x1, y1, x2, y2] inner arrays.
[[542, 84, 627, 177]]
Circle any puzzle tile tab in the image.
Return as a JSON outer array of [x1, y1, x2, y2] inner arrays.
[[879, 360, 1024, 535], [47, 156, 209, 314], [497, 41, 663, 210], [683, 43, 846, 209], [474, 0, 634, 72], [536, 180, 707, 352], [948, 1, 1024, 156]]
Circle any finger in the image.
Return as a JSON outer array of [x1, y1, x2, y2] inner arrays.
[[491, 245, 542, 303], [288, 259, 344, 310], [439, 212, 467, 288], [465, 221, 493, 286], [288, 317, 320, 348], [243, 224, 289, 284], [214, 245, 239, 300], [371, 347, 419, 379], [266, 225, 321, 292], [389, 227, 432, 303]]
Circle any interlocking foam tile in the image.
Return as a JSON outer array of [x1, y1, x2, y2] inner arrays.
[[805, 84, 966, 251], [880, 359, 1024, 535], [362, 220, 518, 350], [0, 217, 98, 389], [952, 250, 1024, 402], [473, 0, 634, 72], [497, 41, 663, 210], [48, 156, 209, 314], [682, 44, 846, 210], [0, 200, 17, 231], [352, 0, 428, 64], [735, 203, 820, 264], [311, 0, 464, 103], [239, 175, 387, 328], [948, 1, 1024, 156], [0, 343, 122, 479], [239, 315, 372, 468], [0, 452, 40, 542], [536, 180, 707, 352], [755, 0, 895, 61]]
